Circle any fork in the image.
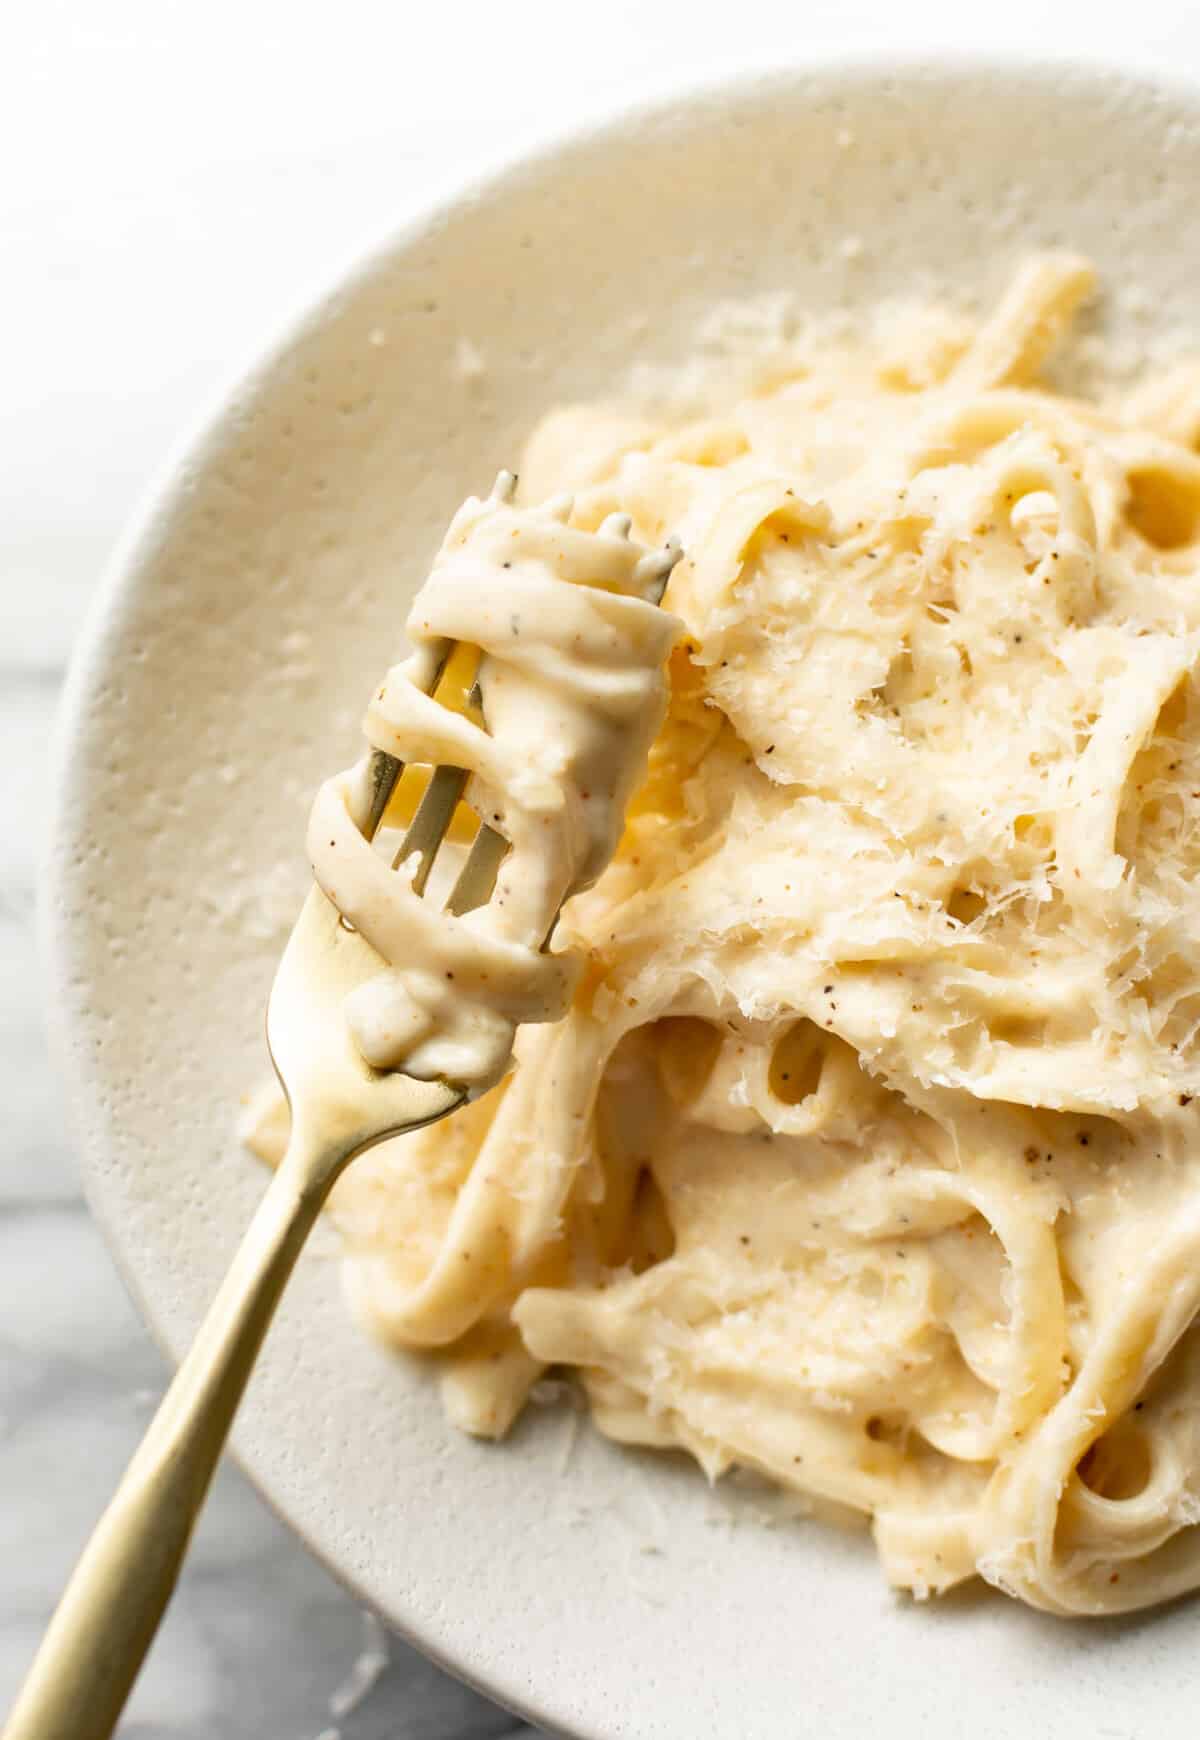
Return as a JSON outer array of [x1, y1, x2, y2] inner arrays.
[[4, 493, 680, 1740]]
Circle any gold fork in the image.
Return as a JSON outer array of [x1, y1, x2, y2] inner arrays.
[[4, 503, 678, 1740]]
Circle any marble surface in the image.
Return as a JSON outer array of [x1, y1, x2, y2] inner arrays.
[[8, 4, 1200, 1736]]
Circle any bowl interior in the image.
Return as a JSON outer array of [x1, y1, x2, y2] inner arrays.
[[50, 57, 1200, 1740]]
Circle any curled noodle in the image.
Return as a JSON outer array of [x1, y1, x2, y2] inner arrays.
[[248, 255, 1200, 1615]]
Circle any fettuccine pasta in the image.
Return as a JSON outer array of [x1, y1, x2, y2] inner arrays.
[[249, 255, 1200, 1615]]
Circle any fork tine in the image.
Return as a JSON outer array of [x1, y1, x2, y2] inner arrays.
[[362, 640, 457, 840], [386, 669, 486, 892], [363, 751, 405, 841], [393, 762, 469, 892], [445, 822, 508, 916]]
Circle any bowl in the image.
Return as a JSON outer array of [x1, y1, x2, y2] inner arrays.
[[47, 54, 1200, 1740]]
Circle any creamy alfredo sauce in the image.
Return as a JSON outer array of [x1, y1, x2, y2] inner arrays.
[[306, 477, 681, 1089], [247, 256, 1200, 1619]]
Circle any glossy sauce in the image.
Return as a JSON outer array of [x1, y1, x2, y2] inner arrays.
[[307, 478, 680, 1088]]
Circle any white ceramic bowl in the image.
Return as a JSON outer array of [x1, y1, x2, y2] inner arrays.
[[48, 55, 1200, 1740]]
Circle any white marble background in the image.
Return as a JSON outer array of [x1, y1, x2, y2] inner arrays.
[[6, 4, 1200, 1736]]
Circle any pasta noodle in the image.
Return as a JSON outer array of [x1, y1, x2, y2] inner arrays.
[[306, 477, 680, 1089], [248, 254, 1200, 1615]]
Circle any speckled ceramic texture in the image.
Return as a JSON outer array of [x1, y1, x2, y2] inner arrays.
[[47, 57, 1200, 1740]]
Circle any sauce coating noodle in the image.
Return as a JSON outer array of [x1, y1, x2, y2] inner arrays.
[[249, 256, 1200, 1615]]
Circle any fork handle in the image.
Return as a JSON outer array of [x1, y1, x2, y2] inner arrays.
[[3, 1142, 329, 1740]]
